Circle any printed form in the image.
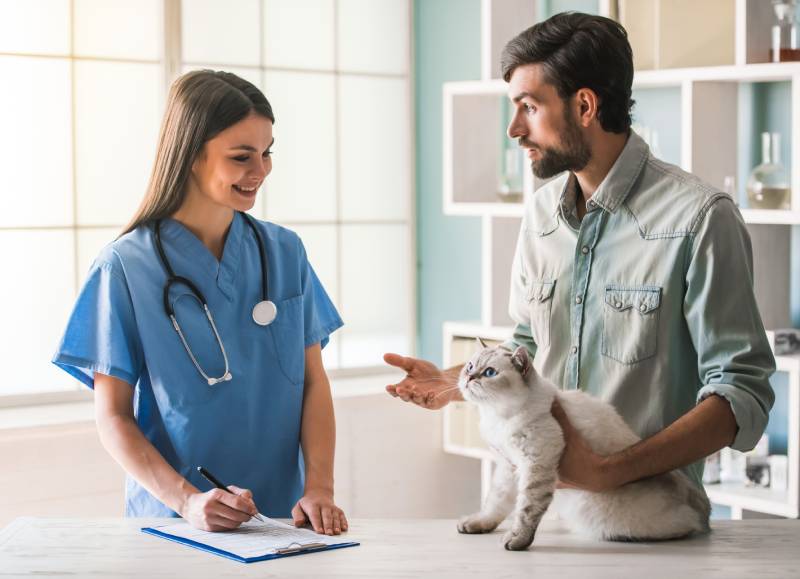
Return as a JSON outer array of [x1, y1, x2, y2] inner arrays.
[[150, 517, 346, 558]]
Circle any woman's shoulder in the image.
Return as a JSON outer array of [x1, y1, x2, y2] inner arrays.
[[249, 216, 304, 252], [89, 225, 153, 276]]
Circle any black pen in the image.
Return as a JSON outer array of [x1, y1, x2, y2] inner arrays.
[[197, 466, 265, 522]]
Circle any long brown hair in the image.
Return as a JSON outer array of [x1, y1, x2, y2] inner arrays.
[[121, 70, 275, 235]]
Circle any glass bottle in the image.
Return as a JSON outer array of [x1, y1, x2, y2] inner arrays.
[[497, 147, 523, 202], [746, 132, 790, 210], [771, 0, 800, 62]]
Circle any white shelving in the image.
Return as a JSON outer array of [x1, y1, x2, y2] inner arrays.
[[442, 0, 800, 520]]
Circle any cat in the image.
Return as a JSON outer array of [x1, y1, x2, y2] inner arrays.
[[456, 341, 711, 551]]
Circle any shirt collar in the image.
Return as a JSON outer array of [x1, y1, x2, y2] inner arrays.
[[585, 130, 650, 214], [156, 211, 244, 301]]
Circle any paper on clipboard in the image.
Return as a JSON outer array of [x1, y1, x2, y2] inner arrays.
[[147, 517, 351, 559]]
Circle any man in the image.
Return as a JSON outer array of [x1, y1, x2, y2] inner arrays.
[[385, 12, 775, 492]]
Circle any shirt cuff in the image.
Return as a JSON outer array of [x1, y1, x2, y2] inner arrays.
[[696, 383, 769, 452]]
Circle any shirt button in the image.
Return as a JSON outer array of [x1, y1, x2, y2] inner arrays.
[[575, 296, 582, 304], [581, 246, 589, 254], [570, 346, 578, 354], [639, 303, 647, 312], [615, 301, 623, 309], [587, 201, 596, 209]]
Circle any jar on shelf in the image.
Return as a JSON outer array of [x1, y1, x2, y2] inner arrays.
[[771, 0, 800, 62], [746, 131, 791, 210]]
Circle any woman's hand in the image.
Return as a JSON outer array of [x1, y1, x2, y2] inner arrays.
[[181, 485, 260, 532], [291, 489, 348, 535], [383, 353, 459, 410]]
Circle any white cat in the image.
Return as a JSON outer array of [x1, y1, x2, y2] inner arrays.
[[456, 342, 711, 550]]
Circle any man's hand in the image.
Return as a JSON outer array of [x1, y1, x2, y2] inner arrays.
[[383, 353, 461, 410], [551, 399, 616, 492]]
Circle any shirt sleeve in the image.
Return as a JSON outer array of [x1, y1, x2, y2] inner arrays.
[[503, 211, 538, 359], [52, 257, 143, 389], [685, 197, 776, 452], [298, 238, 343, 349]]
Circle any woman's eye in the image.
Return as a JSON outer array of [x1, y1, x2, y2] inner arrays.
[[482, 367, 497, 377], [233, 155, 249, 162], [263, 150, 273, 158]]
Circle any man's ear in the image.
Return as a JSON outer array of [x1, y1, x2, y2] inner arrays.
[[511, 346, 531, 377], [474, 336, 488, 350]]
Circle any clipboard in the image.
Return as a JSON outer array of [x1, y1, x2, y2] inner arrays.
[[141, 519, 359, 564]]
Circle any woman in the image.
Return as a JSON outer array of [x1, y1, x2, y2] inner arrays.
[[53, 70, 347, 535]]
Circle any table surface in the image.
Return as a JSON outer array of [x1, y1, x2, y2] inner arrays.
[[1, 517, 798, 578]]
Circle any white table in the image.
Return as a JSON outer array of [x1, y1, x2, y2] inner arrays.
[[1, 517, 798, 578]]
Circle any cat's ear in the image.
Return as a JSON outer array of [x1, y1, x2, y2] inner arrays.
[[474, 336, 488, 350], [511, 346, 531, 377]]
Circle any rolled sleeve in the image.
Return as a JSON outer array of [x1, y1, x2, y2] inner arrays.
[[685, 197, 775, 451]]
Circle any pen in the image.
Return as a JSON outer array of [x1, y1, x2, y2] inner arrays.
[[197, 465, 265, 522]]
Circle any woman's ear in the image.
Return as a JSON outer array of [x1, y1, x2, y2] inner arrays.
[[511, 346, 531, 377]]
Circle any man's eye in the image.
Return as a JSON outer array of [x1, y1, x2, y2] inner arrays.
[[482, 367, 497, 377], [524, 103, 536, 114]]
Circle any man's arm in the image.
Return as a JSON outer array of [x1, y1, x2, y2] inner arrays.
[[554, 393, 736, 491]]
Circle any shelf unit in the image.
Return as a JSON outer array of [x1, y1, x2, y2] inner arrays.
[[442, 0, 800, 519]]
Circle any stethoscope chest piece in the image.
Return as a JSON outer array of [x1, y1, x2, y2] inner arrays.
[[252, 300, 277, 326]]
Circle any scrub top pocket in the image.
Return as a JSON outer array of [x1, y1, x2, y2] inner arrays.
[[269, 295, 306, 386], [528, 280, 556, 349], [601, 285, 662, 365]]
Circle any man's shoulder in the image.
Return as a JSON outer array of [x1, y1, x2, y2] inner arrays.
[[623, 156, 735, 239]]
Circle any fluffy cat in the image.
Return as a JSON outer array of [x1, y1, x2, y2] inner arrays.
[[456, 341, 711, 550]]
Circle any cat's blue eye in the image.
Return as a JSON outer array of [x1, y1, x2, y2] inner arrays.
[[482, 367, 497, 378]]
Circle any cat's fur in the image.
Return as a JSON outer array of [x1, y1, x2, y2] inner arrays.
[[456, 342, 711, 551]]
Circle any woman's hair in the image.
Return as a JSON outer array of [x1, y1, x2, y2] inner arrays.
[[501, 12, 634, 134], [121, 70, 275, 235]]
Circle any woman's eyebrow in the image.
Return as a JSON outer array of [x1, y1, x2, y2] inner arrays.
[[229, 138, 276, 152]]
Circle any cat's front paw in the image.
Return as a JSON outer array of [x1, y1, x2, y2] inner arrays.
[[502, 526, 535, 551], [457, 514, 499, 534]]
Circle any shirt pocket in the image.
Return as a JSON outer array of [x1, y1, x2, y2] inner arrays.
[[527, 279, 556, 349], [268, 295, 306, 386], [601, 285, 662, 365]]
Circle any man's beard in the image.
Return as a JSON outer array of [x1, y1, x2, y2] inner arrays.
[[526, 111, 591, 179]]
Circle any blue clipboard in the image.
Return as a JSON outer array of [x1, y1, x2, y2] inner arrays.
[[141, 526, 360, 563]]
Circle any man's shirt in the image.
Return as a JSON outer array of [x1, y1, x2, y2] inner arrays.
[[504, 131, 776, 486]]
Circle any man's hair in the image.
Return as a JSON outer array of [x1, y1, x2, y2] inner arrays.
[[501, 12, 634, 134]]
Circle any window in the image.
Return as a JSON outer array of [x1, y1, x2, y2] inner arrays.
[[0, 0, 413, 402]]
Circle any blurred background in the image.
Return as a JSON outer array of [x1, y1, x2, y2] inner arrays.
[[0, 0, 797, 526]]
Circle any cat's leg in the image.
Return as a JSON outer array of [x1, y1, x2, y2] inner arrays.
[[457, 459, 516, 534], [502, 455, 558, 551]]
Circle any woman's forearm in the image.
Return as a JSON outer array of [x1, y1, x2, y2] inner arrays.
[[96, 409, 198, 514], [299, 374, 336, 494]]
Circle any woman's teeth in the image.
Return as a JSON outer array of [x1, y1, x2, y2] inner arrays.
[[234, 184, 257, 193]]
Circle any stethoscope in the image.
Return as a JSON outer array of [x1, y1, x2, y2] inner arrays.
[[154, 212, 277, 386]]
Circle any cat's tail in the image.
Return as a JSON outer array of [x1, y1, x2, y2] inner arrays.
[[686, 480, 712, 533]]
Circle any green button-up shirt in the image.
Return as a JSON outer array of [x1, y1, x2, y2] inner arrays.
[[503, 131, 775, 486]]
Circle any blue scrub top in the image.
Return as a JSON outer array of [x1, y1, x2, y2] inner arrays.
[[53, 212, 343, 517]]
